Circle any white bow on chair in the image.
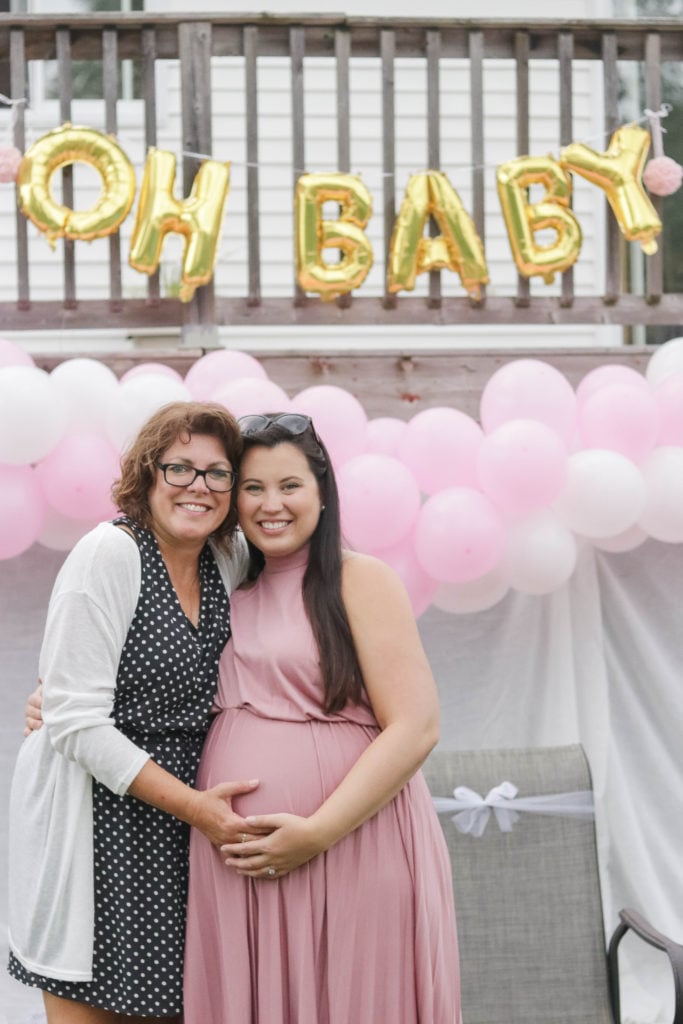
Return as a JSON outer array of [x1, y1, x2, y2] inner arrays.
[[432, 781, 595, 837]]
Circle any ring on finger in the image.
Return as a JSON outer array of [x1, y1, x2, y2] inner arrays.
[[267, 867, 277, 877], [240, 833, 248, 843]]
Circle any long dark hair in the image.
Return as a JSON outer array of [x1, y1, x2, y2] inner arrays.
[[240, 422, 364, 714]]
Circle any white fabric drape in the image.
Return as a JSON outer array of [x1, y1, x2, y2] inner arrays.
[[420, 537, 683, 1024], [2, 538, 683, 1022]]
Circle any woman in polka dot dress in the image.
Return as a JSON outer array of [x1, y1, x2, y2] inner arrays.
[[7, 402, 253, 1024]]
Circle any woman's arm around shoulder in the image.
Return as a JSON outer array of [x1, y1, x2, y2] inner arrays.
[[210, 529, 250, 594]]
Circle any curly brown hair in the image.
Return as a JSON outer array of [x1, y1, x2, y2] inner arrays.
[[112, 401, 242, 550]]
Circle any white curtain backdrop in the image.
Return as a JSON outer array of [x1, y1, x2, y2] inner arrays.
[[2, 537, 682, 1023]]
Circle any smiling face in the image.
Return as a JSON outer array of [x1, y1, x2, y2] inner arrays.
[[147, 432, 234, 552], [237, 442, 323, 560]]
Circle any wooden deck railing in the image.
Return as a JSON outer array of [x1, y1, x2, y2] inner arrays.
[[1, 13, 682, 334]]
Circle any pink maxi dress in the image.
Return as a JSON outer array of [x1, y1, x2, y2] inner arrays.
[[184, 548, 461, 1024]]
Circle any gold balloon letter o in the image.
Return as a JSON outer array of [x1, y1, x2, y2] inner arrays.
[[18, 123, 136, 247]]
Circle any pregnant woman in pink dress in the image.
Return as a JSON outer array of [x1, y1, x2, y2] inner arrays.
[[184, 413, 461, 1024]]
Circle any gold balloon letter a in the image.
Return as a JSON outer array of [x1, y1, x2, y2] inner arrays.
[[388, 171, 489, 300], [496, 156, 582, 284], [129, 149, 230, 302], [561, 125, 662, 255], [295, 173, 373, 301]]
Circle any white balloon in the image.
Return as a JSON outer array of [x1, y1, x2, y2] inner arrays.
[[50, 358, 119, 433], [554, 449, 646, 539], [504, 510, 577, 595], [38, 505, 96, 551], [593, 524, 647, 553], [0, 366, 67, 464], [433, 569, 509, 614], [639, 447, 683, 543], [645, 336, 683, 386], [106, 375, 191, 451]]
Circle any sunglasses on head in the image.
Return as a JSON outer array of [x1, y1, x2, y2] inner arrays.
[[238, 413, 317, 439]]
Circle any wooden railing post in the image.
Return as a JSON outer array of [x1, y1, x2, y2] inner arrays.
[[179, 20, 219, 347]]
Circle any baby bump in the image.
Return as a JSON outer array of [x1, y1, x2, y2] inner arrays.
[[197, 707, 378, 818]]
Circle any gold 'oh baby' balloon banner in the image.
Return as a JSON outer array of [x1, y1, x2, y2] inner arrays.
[[16, 121, 662, 303]]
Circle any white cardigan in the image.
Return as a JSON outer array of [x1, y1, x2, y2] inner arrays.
[[8, 522, 248, 981]]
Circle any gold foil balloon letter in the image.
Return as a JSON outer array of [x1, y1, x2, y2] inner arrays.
[[17, 123, 136, 248], [129, 148, 230, 302], [561, 125, 662, 255], [496, 156, 582, 284], [295, 173, 373, 301], [388, 171, 488, 299]]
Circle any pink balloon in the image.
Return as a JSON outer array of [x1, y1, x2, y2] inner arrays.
[[655, 371, 683, 446], [0, 337, 34, 368], [338, 454, 421, 552], [415, 488, 506, 583], [185, 350, 267, 400], [120, 362, 184, 384], [575, 364, 650, 408], [365, 417, 408, 456], [0, 464, 46, 559], [378, 533, 438, 618], [477, 419, 567, 517], [480, 359, 577, 445], [213, 377, 291, 421], [577, 384, 659, 463], [399, 407, 483, 495], [37, 433, 121, 521], [291, 386, 367, 467]]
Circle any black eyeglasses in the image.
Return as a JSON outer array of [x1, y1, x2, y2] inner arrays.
[[157, 463, 237, 493], [238, 413, 316, 438]]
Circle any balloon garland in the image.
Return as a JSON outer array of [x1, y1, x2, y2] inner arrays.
[[3, 339, 683, 617]]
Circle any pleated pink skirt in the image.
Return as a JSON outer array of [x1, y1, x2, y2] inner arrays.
[[184, 707, 461, 1024]]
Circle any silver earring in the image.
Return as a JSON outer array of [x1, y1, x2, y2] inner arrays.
[[321, 505, 326, 511]]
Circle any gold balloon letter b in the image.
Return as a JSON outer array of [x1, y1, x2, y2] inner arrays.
[[129, 149, 230, 302], [496, 156, 582, 284], [295, 173, 373, 301]]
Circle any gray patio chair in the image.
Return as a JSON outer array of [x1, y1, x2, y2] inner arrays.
[[423, 744, 683, 1024]]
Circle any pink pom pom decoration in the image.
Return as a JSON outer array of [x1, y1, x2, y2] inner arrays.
[[0, 145, 23, 183], [643, 155, 683, 197]]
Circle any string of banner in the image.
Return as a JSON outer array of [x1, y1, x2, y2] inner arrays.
[[0, 94, 681, 302]]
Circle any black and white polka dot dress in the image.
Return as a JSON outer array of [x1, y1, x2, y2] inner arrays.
[[9, 517, 232, 1016]]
